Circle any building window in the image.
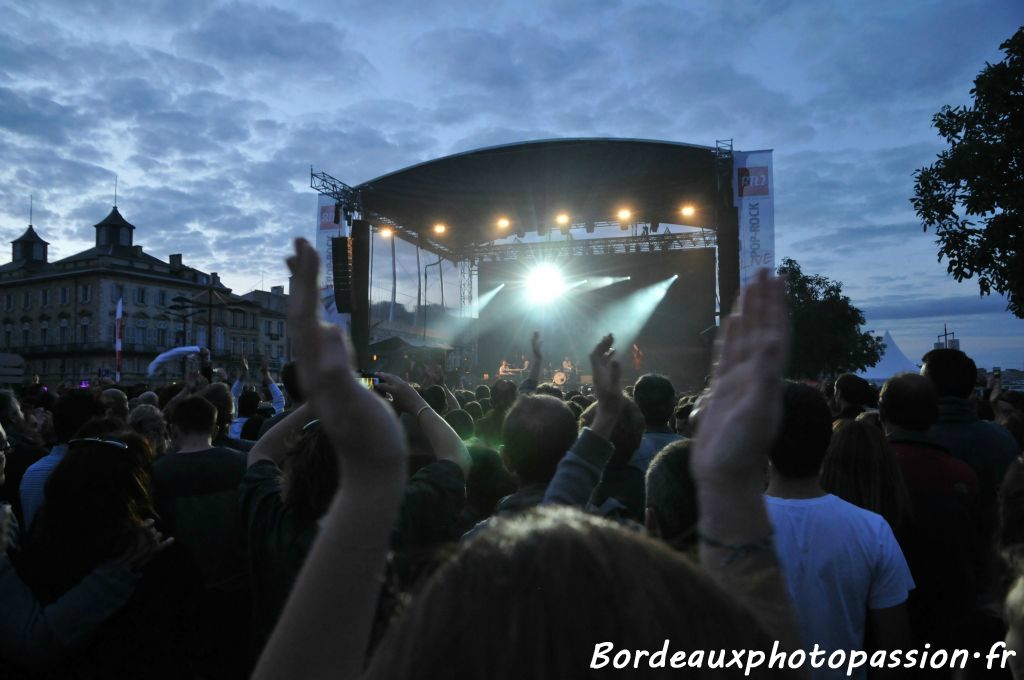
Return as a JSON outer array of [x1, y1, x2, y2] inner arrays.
[[80, 317, 90, 343], [59, 319, 69, 344], [78, 285, 92, 303], [4, 295, 12, 311], [264, 320, 271, 335], [277, 320, 284, 336], [265, 344, 271, 358], [40, 289, 50, 307], [196, 326, 207, 348], [157, 328, 167, 346], [230, 336, 238, 355], [22, 323, 31, 346], [60, 287, 70, 305], [40, 327, 48, 346], [3, 326, 11, 348], [111, 284, 124, 303], [158, 290, 167, 307], [214, 326, 224, 351], [21, 291, 30, 310], [136, 287, 146, 305]]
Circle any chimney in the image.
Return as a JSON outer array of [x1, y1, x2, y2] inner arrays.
[[271, 285, 284, 296], [132, 245, 143, 257], [169, 253, 182, 269], [211, 272, 220, 287]]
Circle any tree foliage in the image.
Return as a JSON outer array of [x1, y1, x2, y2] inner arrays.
[[778, 258, 884, 380], [912, 26, 1024, 318]]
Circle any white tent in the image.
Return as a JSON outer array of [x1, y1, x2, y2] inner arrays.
[[858, 331, 919, 382]]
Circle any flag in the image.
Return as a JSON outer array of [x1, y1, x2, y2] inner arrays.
[[115, 298, 123, 383]]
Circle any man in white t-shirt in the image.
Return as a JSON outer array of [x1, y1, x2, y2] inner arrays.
[[765, 382, 914, 680]]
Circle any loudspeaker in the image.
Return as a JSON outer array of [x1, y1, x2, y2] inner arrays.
[[331, 236, 353, 313]]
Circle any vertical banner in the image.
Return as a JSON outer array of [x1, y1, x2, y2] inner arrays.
[[733, 150, 775, 287], [114, 297, 123, 383], [314, 194, 352, 332]]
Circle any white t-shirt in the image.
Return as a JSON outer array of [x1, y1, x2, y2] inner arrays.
[[765, 494, 914, 679]]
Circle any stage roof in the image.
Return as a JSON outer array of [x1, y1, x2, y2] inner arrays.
[[354, 138, 723, 252]]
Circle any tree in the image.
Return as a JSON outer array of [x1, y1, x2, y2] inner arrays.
[[912, 27, 1024, 318], [778, 258, 884, 380]]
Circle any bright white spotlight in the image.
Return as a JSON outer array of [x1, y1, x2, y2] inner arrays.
[[680, 205, 696, 218], [379, 227, 393, 238], [617, 208, 632, 221], [524, 264, 565, 305]]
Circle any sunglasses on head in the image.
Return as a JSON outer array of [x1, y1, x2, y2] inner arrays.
[[68, 437, 129, 450]]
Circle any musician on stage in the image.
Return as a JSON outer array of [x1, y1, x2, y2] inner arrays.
[[498, 359, 513, 376]]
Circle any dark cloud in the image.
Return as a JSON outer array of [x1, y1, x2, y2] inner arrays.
[[863, 293, 1014, 321]]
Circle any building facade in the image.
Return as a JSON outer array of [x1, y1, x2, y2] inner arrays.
[[0, 207, 289, 385]]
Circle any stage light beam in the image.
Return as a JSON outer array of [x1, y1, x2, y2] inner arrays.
[[433, 223, 447, 234], [617, 208, 632, 221], [680, 205, 696, 218], [379, 227, 393, 238], [497, 217, 510, 229], [556, 213, 570, 226]]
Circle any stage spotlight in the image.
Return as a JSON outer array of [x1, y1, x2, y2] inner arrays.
[[524, 264, 565, 305], [617, 208, 631, 221], [681, 205, 696, 218], [497, 217, 510, 229], [379, 227, 393, 238], [433, 223, 447, 234], [556, 213, 570, 226]]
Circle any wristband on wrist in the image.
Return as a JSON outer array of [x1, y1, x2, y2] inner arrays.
[[414, 404, 432, 420], [698, 531, 773, 567]]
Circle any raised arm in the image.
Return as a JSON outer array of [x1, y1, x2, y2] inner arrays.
[[252, 239, 408, 680], [690, 269, 801, 651], [543, 334, 623, 506], [246, 402, 312, 468], [376, 372, 471, 473]]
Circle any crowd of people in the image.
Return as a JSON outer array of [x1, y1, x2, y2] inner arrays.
[[0, 238, 1022, 679]]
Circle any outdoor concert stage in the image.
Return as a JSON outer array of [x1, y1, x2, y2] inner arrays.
[[313, 137, 740, 391]]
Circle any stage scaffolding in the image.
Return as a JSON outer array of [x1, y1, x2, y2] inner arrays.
[[311, 168, 720, 371]]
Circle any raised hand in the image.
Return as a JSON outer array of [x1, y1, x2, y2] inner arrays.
[[691, 268, 788, 493], [285, 238, 406, 473], [375, 372, 428, 415], [588, 333, 624, 439], [531, 331, 543, 360]]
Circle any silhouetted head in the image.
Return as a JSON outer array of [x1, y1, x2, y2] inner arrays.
[[921, 348, 977, 399], [768, 381, 833, 479], [502, 395, 576, 486]]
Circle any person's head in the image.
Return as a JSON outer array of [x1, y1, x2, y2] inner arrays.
[[475, 384, 491, 402], [502, 395, 577, 486], [490, 379, 518, 412], [444, 409, 475, 441], [579, 398, 644, 461], [362, 506, 794, 680], [135, 390, 160, 407], [464, 401, 483, 421], [465, 445, 518, 518], [201, 382, 234, 430], [820, 420, 911, 531], [768, 381, 833, 480], [645, 439, 699, 551], [168, 395, 218, 444], [75, 417, 125, 439], [0, 389, 24, 429], [674, 398, 695, 437], [833, 374, 871, 411], [421, 385, 447, 415], [51, 389, 105, 443], [27, 432, 154, 599], [570, 394, 592, 410], [535, 383, 564, 400], [921, 348, 977, 399], [633, 374, 676, 428], [280, 361, 304, 405], [878, 372, 938, 433], [101, 388, 129, 422], [478, 397, 492, 414], [128, 404, 169, 458], [237, 390, 261, 418], [281, 422, 340, 524]]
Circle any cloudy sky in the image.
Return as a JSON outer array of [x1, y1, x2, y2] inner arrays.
[[1, 0, 1022, 368]]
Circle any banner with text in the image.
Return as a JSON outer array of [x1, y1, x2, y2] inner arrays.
[[733, 150, 775, 288], [314, 193, 352, 332]]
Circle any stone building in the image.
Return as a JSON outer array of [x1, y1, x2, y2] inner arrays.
[[0, 206, 289, 385]]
